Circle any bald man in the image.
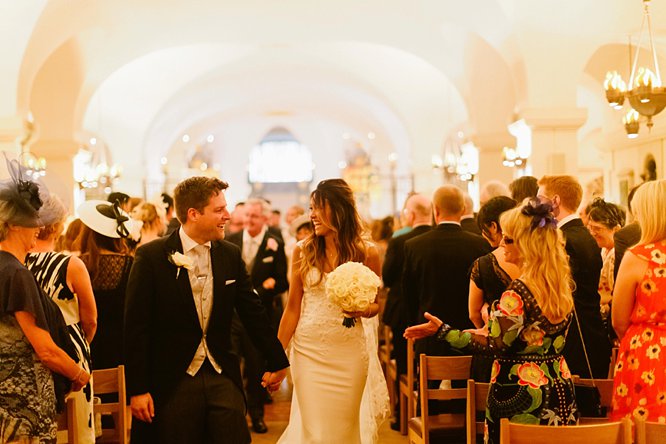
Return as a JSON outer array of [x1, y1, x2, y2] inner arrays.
[[460, 193, 482, 235], [402, 185, 491, 356]]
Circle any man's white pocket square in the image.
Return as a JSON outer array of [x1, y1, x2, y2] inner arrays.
[[262, 256, 274, 263], [225, 279, 236, 285]]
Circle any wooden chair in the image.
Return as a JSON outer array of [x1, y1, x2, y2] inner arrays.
[[56, 397, 78, 444], [608, 347, 619, 378], [408, 354, 472, 444], [381, 325, 399, 420], [571, 376, 615, 423], [499, 417, 632, 444], [399, 338, 417, 434], [93, 365, 129, 444], [635, 416, 666, 444], [466, 379, 490, 444]]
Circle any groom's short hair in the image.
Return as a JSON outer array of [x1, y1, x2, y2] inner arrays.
[[174, 176, 229, 224]]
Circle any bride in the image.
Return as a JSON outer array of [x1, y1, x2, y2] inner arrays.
[[277, 179, 390, 444]]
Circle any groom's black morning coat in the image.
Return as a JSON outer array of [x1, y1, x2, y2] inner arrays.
[[124, 230, 289, 404]]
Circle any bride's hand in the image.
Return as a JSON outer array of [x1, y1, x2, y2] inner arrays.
[[403, 312, 443, 340]]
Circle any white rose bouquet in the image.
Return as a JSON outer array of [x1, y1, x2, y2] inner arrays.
[[325, 261, 381, 328]]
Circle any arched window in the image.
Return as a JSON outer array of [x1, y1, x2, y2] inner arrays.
[[248, 127, 313, 183]]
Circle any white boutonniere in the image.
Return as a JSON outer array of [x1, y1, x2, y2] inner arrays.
[[168, 251, 194, 279], [266, 237, 279, 252]]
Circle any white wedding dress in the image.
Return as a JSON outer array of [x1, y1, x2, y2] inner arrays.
[[278, 268, 390, 444]]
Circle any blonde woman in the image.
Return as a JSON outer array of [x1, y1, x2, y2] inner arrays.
[[405, 199, 578, 444], [131, 202, 166, 247], [611, 179, 666, 422]]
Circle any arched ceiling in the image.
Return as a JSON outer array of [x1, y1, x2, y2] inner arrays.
[[4, 0, 666, 197]]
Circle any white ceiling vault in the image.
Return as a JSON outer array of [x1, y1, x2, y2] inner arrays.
[[2, 0, 666, 211]]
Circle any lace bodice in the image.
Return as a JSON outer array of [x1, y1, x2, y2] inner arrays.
[[295, 268, 367, 346]]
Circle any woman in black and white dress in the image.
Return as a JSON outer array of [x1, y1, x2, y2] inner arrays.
[[26, 196, 97, 443]]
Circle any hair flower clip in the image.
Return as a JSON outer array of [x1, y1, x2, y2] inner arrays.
[[521, 198, 557, 230]]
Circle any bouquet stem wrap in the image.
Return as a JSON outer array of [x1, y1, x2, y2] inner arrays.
[[325, 262, 381, 328]]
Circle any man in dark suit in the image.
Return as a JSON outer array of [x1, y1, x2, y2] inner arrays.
[[403, 185, 492, 356], [124, 177, 288, 444], [461, 193, 482, 235], [614, 183, 643, 280], [226, 197, 288, 433], [538, 175, 611, 378], [382, 193, 432, 427]]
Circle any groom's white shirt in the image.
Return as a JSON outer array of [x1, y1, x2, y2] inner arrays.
[[179, 227, 222, 376]]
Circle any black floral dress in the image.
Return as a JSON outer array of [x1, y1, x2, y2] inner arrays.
[[436, 279, 578, 444], [469, 253, 513, 382]]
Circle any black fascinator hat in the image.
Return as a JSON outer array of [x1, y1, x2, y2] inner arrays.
[[0, 154, 48, 228], [520, 198, 557, 230]]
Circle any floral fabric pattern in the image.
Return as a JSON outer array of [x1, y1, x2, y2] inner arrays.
[[612, 242, 666, 423], [436, 279, 577, 444]]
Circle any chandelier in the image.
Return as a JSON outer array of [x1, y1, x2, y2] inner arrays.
[[432, 134, 477, 182], [502, 147, 528, 168], [16, 112, 47, 179], [604, 0, 666, 138], [73, 137, 121, 192]]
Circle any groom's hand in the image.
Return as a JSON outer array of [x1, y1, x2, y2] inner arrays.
[[131, 392, 155, 423], [261, 369, 287, 392]]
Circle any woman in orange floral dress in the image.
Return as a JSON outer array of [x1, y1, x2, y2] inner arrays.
[[405, 199, 578, 444], [612, 179, 666, 422]]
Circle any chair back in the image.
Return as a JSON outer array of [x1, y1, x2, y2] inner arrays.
[[93, 365, 129, 444], [399, 338, 417, 435], [56, 397, 78, 444], [499, 417, 632, 444], [414, 354, 472, 444], [466, 379, 490, 444], [635, 416, 666, 444]]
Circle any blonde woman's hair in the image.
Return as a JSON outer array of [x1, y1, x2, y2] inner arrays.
[[633, 179, 666, 244], [134, 202, 165, 235], [500, 203, 574, 321]]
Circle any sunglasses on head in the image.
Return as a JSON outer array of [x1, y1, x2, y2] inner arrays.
[[502, 235, 515, 245]]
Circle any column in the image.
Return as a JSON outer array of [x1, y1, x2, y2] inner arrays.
[[521, 107, 588, 177], [471, 132, 516, 187]]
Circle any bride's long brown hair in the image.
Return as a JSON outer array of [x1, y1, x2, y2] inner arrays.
[[300, 179, 367, 284]]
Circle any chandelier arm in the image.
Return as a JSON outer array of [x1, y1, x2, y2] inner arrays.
[[646, 4, 662, 83], [629, 11, 648, 87]]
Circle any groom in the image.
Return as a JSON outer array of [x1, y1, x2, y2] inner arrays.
[[124, 176, 289, 444]]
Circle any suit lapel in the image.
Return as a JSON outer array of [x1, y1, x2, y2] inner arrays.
[[250, 232, 270, 274], [210, 241, 229, 317], [164, 231, 200, 329]]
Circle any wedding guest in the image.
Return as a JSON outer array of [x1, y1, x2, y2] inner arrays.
[[225, 203, 245, 236], [461, 193, 482, 235], [26, 195, 97, 443], [0, 171, 90, 443], [162, 192, 181, 235], [226, 197, 288, 433], [56, 218, 83, 254], [611, 179, 666, 423], [107, 192, 130, 212], [76, 200, 136, 370], [402, 185, 491, 356], [132, 202, 166, 247], [538, 175, 611, 378], [509, 175, 538, 203], [381, 192, 432, 428], [405, 199, 578, 444], [468, 196, 520, 329], [277, 178, 389, 443], [124, 176, 287, 444], [479, 180, 510, 206], [613, 184, 643, 280], [585, 198, 625, 328], [370, 215, 394, 262]]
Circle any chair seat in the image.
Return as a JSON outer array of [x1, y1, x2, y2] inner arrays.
[[408, 413, 466, 437]]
